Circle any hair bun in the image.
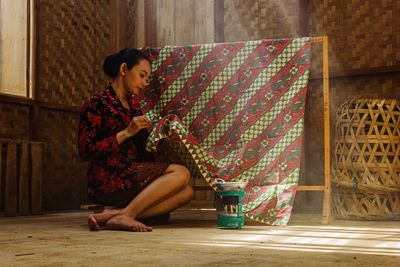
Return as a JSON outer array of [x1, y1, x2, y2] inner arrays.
[[103, 48, 150, 79], [103, 53, 120, 78]]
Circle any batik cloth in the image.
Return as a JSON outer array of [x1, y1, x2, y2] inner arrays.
[[139, 38, 311, 225]]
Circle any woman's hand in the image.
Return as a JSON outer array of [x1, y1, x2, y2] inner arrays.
[[116, 115, 151, 145], [126, 115, 151, 137]]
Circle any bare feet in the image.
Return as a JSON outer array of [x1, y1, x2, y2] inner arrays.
[[87, 209, 121, 231], [105, 214, 153, 232]]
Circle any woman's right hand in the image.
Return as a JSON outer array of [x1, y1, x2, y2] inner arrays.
[[125, 115, 152, 137]]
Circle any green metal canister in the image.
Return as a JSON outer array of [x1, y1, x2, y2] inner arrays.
[[215, 189, 245, 229]]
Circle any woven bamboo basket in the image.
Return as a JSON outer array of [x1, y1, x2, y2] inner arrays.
[[332, 99, 400, 220]]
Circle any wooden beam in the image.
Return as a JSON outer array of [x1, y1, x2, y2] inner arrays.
[[194, 185, 327, 192], [119, 0, 127, 48], [193, 186, 213, 191], [310, 65, 400, 80], [299, 0, 309, 36], [184, 184, 339, 192], [0, 93, 34, 106], [36, 101, 81, 113], [214, 0, 224, 43], [5, 142, 18, 216], [0, 141, 3, 212], [110, 0, 119, 50], [33, 0, 40, 101], [321, 36, 332, 225], [297, 185, 324, 191], [31, 142, 43, 214], [136, 0, 146, 47], [174, 0, 194, 46], [156, 0, 174, 46], [0, 95, 79, 114], [27, 0, 32, 97], [145, 0, 157, 46], [18, 142, 30, 215], [32, 0, 41, 141]]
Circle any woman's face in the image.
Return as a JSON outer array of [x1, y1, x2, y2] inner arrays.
[[123, 59, 151, 96]]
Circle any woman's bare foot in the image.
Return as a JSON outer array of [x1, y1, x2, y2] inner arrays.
[[88, 209, 121, 231], [105, 214, 153, 232]]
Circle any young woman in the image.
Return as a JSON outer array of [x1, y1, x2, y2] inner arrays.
[[78, 48, 194, 232]]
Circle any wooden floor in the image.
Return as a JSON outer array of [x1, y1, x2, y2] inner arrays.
[[0, 207, 399, 266]]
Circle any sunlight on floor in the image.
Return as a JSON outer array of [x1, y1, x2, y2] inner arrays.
[[182, 225, 400, 256]]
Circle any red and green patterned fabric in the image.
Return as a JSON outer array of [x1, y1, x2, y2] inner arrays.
[[139, 38, 311, 225]]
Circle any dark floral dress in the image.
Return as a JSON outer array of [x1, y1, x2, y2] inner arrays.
[[78, 85, 169, 205]]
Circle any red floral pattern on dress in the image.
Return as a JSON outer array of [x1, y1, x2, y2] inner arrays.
[[78, 85, 168, 200]]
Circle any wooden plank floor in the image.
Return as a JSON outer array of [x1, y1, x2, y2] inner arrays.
[[0, 207, 399, 266]]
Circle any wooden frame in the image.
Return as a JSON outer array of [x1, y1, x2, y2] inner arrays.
[[296, 36, 331, 224], [193, 36, 333, 224]]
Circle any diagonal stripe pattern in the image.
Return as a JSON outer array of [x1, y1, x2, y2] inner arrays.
[[141, 38, 311, 225]]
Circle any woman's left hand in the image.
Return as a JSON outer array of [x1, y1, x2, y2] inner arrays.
[[116, 115, 151, 145], [125, 115, 152, 137]]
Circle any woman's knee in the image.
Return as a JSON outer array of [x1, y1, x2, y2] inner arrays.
[[185, 185, 195, 201], [167, 164, 191, 184], [180, 185, 195, 204]]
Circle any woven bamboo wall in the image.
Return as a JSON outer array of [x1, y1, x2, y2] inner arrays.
[[38, 110, 87, 210], [93, 0, 113, 94], [38, 0, 115, 209], [38, 0, 110, 106], [308, 0, 399, 72], [0, 103, 30, 140], [34, 0, 114, 209]]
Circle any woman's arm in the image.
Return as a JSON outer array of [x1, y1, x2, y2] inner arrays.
[[78, 100, 121, 161], [78, 99, 151, 161]]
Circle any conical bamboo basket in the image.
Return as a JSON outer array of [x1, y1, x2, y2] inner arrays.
[[332, 99, 400, 220]]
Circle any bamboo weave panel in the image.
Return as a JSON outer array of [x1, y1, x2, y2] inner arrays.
[[38, 0, 110, 106], [38, 110, 86, 210], [308, 0, 399, 72], [0, 103, 30, 140]]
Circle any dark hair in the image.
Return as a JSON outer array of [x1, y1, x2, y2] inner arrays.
[[103, 48, 150, 79]]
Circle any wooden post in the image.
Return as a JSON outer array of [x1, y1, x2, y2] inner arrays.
[[321, 36, 332, 224], [145, 0, 157, 46], [18, 142, 30, 215], [5, 142, 18, 216], [156, 0, 174, 46], [136, 0, 146, 47], [31, 142, 43, 214], [214, 0, 224, 43], [0, 141, 3, 212], [296, 37, 332, 224], [110, 0, 126, 51], [299, 0, 309, 37]]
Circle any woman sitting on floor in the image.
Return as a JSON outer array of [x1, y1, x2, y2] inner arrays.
[[78, 48, 194, 232]]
